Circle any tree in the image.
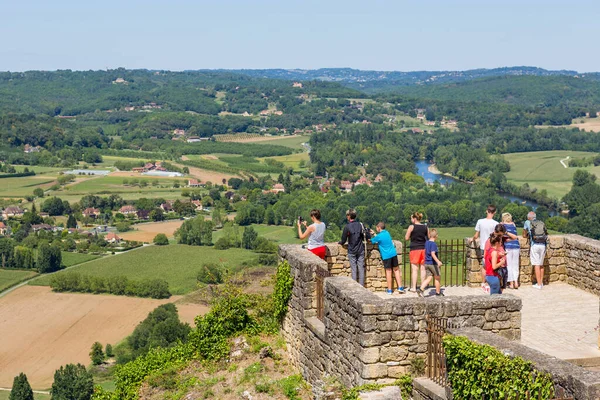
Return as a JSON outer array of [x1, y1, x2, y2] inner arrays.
[[37, 243, 62, 273], [33, 188, 44, 198], [42, 197, 66, 216], [105, 344, 114, 358], [242, 226, 258, 249], [10, 373, 33, 400], [150, 208, 165, 222], [50, 363, 93, 400], [13, 246, 35, 269], [89, 342, 104, 365], [66, 215, 77, 229], [153, 233, 169, 245], [175, 217, 213, 246]]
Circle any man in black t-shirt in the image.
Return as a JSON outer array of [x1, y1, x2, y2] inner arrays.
[[339, 209, 369, 286]]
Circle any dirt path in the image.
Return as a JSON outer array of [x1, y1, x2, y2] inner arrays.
[[560, 156, 570, 168]]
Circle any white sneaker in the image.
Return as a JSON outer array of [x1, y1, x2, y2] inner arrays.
[[533, 284, 541, 290]]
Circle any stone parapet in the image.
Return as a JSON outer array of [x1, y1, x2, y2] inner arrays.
[[280, 244, 522, 390], [564, 234, 600, 295], [465, 236, 567, 286], [448, 327, 600, 400]]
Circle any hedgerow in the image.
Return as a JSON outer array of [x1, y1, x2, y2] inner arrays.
[[443, 335, 554, 399], [49, 272, 171, 299]]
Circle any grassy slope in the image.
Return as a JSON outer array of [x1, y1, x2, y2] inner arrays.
[[0, 269, 38, 292], [504, 150, 600, 198], [213, 224, 303, 245], [61, 252, 100, 267], [257, 135, 308, 150], [0, 392, 50, 400], [32, 245, 259, 295]]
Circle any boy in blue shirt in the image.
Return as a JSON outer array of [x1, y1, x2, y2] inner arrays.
[[418, 229, 443, 297], [370, 222, 405, 295]]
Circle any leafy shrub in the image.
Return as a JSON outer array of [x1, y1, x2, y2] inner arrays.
[[153, 233, 169, 246], [50, 272, 171, 299], [105, 344, 114, 358], [443, 335, 554, 399], [258, 253, 278, 265], [272, 261, 294, 323], [196, 263, 224, 285], [51, 363, 94, 400], [127, 304, 191, 360], [213, 237, 232, 250], [116, 222, 131, 232], [10, 373, 33, 400], [90, 342, 105, 365]]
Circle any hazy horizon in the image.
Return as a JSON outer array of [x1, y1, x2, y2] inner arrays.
[[2, 0, 599, 72]]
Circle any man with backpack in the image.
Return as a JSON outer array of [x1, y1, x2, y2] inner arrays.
[[339, 209, 369, 286], [523, 211, 548, 289]]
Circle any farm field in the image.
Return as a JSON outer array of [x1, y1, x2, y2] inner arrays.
[[0, 269, 38, 292], [213, 224, 303, 245], [0, 392, 50, 400], [258, 135, 308, 150], [537, 117, 600, 133], [504, 151, 600, 198], [260, 151, 309, 170], [61, 252, 100, 268], [0, 176, 57, 197], [0, 285, 206, 389], [32, 245, 259, 295], [118, 219, 185, 242]]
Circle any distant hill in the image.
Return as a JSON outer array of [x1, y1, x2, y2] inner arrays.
[[213, 66, 596, 92]]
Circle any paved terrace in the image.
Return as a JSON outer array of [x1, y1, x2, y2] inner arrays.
[[376, 283, 600, 361]]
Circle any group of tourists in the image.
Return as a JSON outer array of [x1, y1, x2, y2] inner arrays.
[[474, 205, 548, 295], [297, 204, 548, 297]]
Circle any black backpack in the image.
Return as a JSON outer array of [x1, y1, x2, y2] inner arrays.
[[529, 220, 548, 244]]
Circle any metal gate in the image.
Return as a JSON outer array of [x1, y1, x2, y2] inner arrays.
[[401, 239, 467, 288], [315, 266, 331, 321]]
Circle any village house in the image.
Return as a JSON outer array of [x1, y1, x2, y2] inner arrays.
[[24, 144, 42, 153], [112, 78, 127, 84], [191, 200, 203, 212], [339, 180, 353, 192], [105, 232, 121, 244], [31, 224, 54, 233], [119, 205, 137, 215], [173, 129, 186, 136], [188, 179, 203, 188], [82, 208, 101, 218], [374, 174, 384, 183], [292, 82, 303, 88], [424, 120, 436, 126], [132, 167, 145, 173], [187, 136, 201, 143], [39, 212, 50, 219], [2, 207, 24, 220], [271, 183, 286, 193], [411, 128, 423, 134], [354, 176, 372, 187], [123, 106, 136, 112], [0, 222, 11, 236], [160, 203, 173, 213]]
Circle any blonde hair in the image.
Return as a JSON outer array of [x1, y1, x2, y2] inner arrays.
[[411, 212, 423, 222], [429, 228, 438, 238], [501, 212, 513, 223]]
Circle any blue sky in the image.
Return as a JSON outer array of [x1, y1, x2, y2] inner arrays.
[[1, 0, 599, 72]]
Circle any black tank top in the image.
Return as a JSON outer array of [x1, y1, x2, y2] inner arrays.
[[409, 224, 428, 250]]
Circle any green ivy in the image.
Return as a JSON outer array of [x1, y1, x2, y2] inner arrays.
[[342, 376, 413, 400], [443, 335, 555, 399], [273, 260, 294, 323]]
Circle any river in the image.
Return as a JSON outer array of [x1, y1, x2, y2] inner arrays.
[[415, 160, 548, 211]]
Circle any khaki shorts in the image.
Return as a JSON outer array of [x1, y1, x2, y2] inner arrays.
[[425, 264, 440, 277]]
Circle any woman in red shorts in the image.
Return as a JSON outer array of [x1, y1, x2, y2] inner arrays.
[[405, 212, 429, 292], [297, 209, 327, 259]]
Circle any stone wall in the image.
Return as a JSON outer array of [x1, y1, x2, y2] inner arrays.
[[325, 242, 403, 291], [448, 327, 600, 400], [465, 236, 568, 286], [279, 244, 522, 389], [564, 234, 600, 295]]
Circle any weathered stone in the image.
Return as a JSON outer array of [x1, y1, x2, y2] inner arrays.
[[361, 363, 388, 379], [380, 346, 408, 362], [358, 347, 380, 364]]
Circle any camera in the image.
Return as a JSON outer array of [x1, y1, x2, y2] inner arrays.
[[298, 216, 304, 224]]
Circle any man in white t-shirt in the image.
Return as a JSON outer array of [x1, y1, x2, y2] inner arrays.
[[472, 205, 498, 291]]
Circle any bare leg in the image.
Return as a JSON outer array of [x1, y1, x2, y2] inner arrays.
[[420, 264, 427, 288], [420, 275, 432, 291], [411, 264, 418, 290], [434, 276, 441, 294], [385, 268, 393, 291], [534, 265, 541, 285], [481, 267, 486, 285], [393, 267, 403, 289]]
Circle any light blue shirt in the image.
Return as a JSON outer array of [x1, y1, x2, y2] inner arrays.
[[370, 229, 397, 260]]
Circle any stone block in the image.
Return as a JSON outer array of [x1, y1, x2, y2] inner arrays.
[[359, 347, 380, 364], [387, 365, 408, 378], [380, 346, 408, 362], [361, 363, 389, 379], [378, 320, 399, 332], [359, 332, 391, 347]]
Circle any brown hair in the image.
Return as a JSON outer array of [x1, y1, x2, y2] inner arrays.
[[487, 205, 497, 214], [346, 209, 357, 220], [377, 222, 386, 230], [429, 228, 438, 238], [310, 209, 321, 221], [490, 235, 503, 246], [411, 212, 423, 222]]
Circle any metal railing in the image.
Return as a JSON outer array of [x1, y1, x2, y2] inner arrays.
[[402, 239, 467, 288], [315, 266, 331, 321]]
